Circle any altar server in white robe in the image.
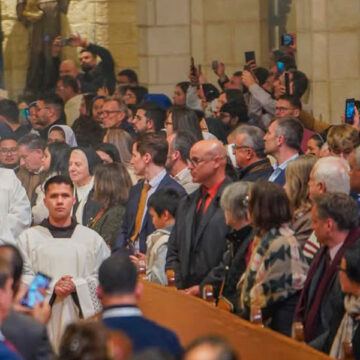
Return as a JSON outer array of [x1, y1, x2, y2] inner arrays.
[[0, 168, 31, 245], [17, 175, 110, 351]]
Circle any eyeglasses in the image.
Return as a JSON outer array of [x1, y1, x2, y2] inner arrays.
[[275, 106, 295, 112], [187, 157, 211, 167], [0, 148, 17, 154], [99, 110, 123, 117], [330, 148, 353, 156], [233, 145, 251, 151]]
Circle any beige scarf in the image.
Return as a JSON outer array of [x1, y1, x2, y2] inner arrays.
[[330, 294, 360, 359]]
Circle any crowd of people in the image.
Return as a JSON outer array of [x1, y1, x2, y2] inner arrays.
[[0, 31, 360, 360]]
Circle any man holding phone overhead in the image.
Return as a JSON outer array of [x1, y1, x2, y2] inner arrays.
[[17, 175, 110, 350]]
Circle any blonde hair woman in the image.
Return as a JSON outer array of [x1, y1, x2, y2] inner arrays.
[[284, 154, 317, 250]]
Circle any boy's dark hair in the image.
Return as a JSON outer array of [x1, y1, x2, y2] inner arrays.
[[0, 99, 19, 124], [147, 187, 181, 218], [99, 253, 137, 295], [44, 175, 74, 194]]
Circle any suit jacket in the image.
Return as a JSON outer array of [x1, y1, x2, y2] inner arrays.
[[295, 228, 360, 353], [238, 158, 273, 182], [166, 178, 232, 289], [113, 173, 185, 253], [2, 310, 53, 360], [102, 305, 182, 355]]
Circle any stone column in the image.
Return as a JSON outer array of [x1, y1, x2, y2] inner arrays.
[[296, 0, 360, 124], [137, 0, 191, 96]]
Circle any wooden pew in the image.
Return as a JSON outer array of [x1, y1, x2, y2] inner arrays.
[[138, 280, 331, 360]]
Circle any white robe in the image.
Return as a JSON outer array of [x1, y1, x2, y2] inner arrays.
[[17, 224, 110, 350], [0, 168, 31, 245]]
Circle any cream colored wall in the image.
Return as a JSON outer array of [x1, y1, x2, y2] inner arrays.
[[296, 0, 360, 124], [137, 0, 269, 97]]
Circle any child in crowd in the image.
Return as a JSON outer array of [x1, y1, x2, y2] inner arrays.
[[130, 187, 181, 285]]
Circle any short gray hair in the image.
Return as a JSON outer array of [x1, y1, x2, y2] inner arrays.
[[237, 125, 265, 158], [313, 156, 350, 194], [274, 117, 304, 151], [220, 182, 251, 221]]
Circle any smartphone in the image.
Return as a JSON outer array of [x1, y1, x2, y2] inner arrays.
[[345, 98, 355, 125], [60, 37, 73, 46], [284, 72, 290, 95], [190, 56, 196, 77], [281, 33, 294, 46], [244, 51, 256, 64], [277, 61, 285, 74], [211, 60, 218, 71], [21, 272, 52, 309]]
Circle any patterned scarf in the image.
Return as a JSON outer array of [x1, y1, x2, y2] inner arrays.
[[238, 225, 308, 316], [330, 295, 360, 359]]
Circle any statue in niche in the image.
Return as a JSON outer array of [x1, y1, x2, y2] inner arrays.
[[17, 0, 71, 97]]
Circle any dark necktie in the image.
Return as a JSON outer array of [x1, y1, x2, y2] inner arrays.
[[195, 191, 209, 227]]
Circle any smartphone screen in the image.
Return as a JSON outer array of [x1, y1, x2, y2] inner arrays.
[[281, 34, 294, 46], [284, 73, 290, 95], [21, 272, 52, 309], [277, 61, 285, 74], [244, 51, 256, 64], [345, 98, 355, 124]]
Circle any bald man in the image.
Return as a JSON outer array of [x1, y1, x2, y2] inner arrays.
[[166, 140, 232, 296]]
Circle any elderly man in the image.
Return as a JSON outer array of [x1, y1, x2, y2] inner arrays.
[[304, 156, 350, 261], [166, 140, 231, 296], [233, 125, 273, 181]]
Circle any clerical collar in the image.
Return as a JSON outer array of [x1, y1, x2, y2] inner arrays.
[[40, 217, 78, 238]]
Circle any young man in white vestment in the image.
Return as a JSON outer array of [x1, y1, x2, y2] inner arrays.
[[17, 175, 110, 350]]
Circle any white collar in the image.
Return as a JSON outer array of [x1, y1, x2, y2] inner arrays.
[[102, 307, 142, 319], [148, 169, 167, 189]]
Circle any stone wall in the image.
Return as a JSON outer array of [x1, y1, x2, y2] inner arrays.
[[137, 0, 269, 97], [296, 0, 360, 124]]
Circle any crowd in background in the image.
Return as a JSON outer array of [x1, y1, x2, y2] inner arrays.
[[0, 31, 360, 360]]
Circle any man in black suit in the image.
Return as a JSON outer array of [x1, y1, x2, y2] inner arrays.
[[113, 133, 185, 253], [295, 193, 360, 353], [98, 253, 182, 355], [166, 139, 231, 296], [0, 245, 53, 360]]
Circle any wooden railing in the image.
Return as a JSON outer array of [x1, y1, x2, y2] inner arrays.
[[138, 280, 331, 360]]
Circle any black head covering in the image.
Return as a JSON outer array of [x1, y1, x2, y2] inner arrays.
[[71, 146, 100, 176]]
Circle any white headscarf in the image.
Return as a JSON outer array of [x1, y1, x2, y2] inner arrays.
[[48, 125, 78, 147]]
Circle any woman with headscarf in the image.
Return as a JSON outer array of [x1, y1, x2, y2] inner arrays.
[[48, 124, 78, 147], [69, 146, 102, 226]]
